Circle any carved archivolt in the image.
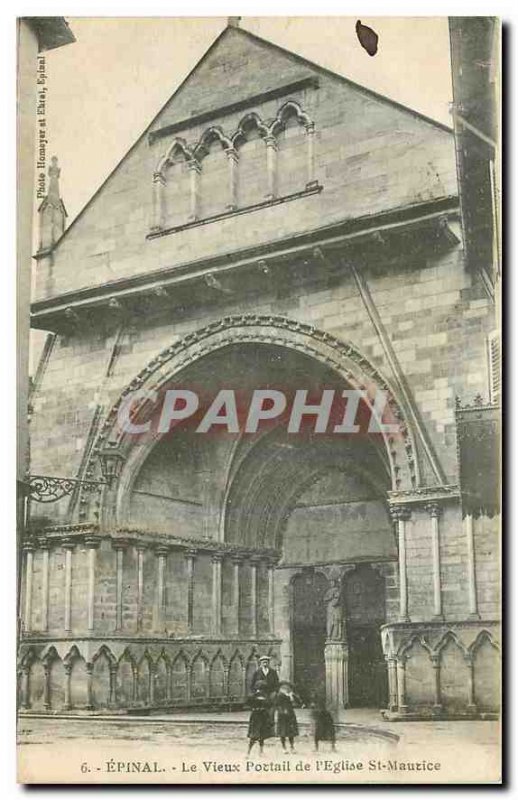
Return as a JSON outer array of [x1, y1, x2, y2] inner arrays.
[[151, 100, 317, 230], [78, 314, 418, 526], [269, 100, 314, 136], [156, 137, 195, 175], [231, 112, 269, 148], [194, 126, 233, 160]]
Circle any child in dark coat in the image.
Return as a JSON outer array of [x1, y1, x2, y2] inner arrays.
[[311, 696, 336, 752], [275, 681, 300, 753], [247, 680, 273, 755]]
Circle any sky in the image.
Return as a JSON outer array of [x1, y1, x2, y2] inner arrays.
[[37, 16, 454, 225]]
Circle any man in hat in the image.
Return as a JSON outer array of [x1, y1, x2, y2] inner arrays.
[[250, 655, 280, 696]]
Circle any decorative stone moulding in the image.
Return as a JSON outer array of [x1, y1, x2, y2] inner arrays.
[[151, 100, 319, 234], [387, 484, 460, 510], [25, 524, 280, 561], [76, 314, 420, 523]]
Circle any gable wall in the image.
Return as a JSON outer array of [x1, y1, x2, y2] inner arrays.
[[34, 31, 457, 301]]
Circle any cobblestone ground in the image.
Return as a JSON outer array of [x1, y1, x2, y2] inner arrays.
[[17, 712, 501, 784]]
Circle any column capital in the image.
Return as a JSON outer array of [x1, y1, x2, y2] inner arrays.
[[187, 158, 201, 174], [264, 134, 278, 149], [211, 552, 224, 564], [184, 548, 198, 560], [155, 545, 170, 557], [425, 502, 442, 518], [231, 553, 244, 565], [152, 170, 166, 185], [37, 536, 50, 550], [84, 536, 102, 549], [225, 146, 239, 162], [112, 538, 129, 551], [62, 538, 76, 551], [390, 504, 411, 522], [23, 541, 37, 553]]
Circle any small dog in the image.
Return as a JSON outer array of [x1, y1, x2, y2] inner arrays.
[[311, 697, 336, 752]]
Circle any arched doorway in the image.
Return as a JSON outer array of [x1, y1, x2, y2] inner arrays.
[[91, 318, 414, 710], [344, 565, 388, 707], [292, 570, 328, 705]]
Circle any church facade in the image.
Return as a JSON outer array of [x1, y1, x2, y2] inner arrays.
[[19, 23, 500, 719]]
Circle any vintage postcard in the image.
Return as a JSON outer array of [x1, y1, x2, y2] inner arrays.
[[16, 16, 501, 784]]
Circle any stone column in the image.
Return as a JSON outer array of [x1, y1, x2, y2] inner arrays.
[[324, 641, 348, 709], [23, 543, 35, 633], [396, 658, 407, 713], [465, 653, 477, 712], [249, 557, 259, 638], [188, 160, 201, 221], [211, 553, 223, 636], [431, 654, 442, 713], [426, 503, 443, 620], [85, 537, 100, 632], [131, 664, 138, 703], [465, 514, 480, 618], [86, 662, 94, 710], [63, 663, 72, 710], [185, 550, 197, 634], [226, 147, 238, 210], [386, 656, 398, 711], [223, 662, 230, 697], [113, 541, 126, 632], [63, 540, 75, 633], [20, 667, 30, 710], [305, 122, 317, 188], [151, 171, 165, 231], [149, 664, 156, 706], [267, 560, 276, 636], [231, 556, 242, 637], [391, 506, 411, 622], [136, 545, 145, 632], [277, 572, 293, 682], [265, 135, 278, 200], [39, 539, 50, 632], [43, 664, 51, 711], [109, 665, 118, 707], [154, 546, 168, 633]]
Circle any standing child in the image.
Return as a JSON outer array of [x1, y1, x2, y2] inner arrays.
[[247, 680, 273, 755], [275, 681, 300, 753]]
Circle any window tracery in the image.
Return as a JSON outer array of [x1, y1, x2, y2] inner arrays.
[[151, 101, 317, 233]]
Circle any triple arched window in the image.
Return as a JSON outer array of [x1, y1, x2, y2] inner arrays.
[[150, 101, 317, 233]]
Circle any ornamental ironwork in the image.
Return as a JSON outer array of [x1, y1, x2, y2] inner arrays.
[[27, 475, 104, 503]]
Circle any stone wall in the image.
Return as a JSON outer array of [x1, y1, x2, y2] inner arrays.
[[19, 639, 281, 712], [30, 246, 497, 520], [21, 536, 276, 639], [33, 27, 457, 301], [25, 26, 500, 719], [381, 621, 500, 717]]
